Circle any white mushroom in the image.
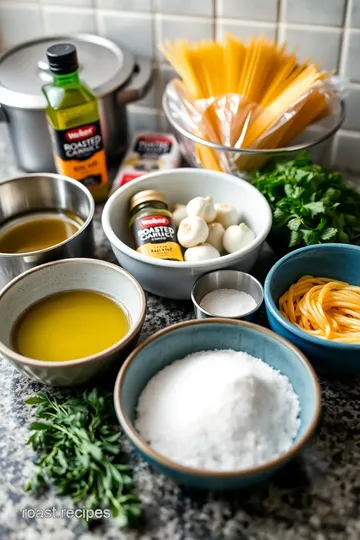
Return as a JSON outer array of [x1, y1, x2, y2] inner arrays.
[[172, 204, 187, 228], [206, 222, 225, 253], [186, 196, 216, 223], [177, 216, 209, 248], [214, 203, 238, 229], [223, 223, 255, 253], [184, 243, 221, 262]]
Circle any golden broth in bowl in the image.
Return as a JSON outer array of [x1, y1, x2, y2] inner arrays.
[[0, 210, 83, 254], [12, 290, 130, 362]]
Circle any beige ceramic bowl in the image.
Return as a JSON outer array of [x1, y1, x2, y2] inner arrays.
[[0, 258, 146, 387], [102, 168, 272, 300]]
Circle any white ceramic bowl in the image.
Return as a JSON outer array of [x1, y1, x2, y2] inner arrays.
[[102, 168, 272, 299], [0, 258, 146, 387]]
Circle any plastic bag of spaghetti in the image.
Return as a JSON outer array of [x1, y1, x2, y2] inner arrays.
[[163, 76, 344, 176]]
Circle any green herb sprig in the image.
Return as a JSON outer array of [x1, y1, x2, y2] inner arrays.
[[25, 389, 140, 528], [252, 152, 360, 249]]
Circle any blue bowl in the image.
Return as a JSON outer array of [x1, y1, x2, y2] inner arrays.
[[264, 243, 360, 374], [114, 319, 321, 490]]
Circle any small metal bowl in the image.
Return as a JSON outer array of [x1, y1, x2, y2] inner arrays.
[[191, 270, 264, 321], [0, 173, 94, 290]]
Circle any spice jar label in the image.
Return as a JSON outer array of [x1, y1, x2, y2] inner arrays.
[[132, 214, 183, 261]]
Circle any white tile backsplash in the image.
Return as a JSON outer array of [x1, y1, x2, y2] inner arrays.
[[283, 0, 346, 27], [159, 64, 178, 94], [156, 14, 213, 60], [343, 85, 360, 131], [43, 7, 97, 35], [98, 11, 154, 57], [96, 0, 151, 11], [344, 30, 360, 82], [333, 131, 360, 171], [157, 0, 213, 16], [279, 25, 342, 71], [0, 0, 360, 171], [128, 106, 160, 135], [0, 3, 44, 50], [350, 0, 360, 28], [216, 0, 278, 22], [216, 19, 277, 41], [43, 0, 93, 6], [136, 65, 160, 108], [156, 14, 213, 42]]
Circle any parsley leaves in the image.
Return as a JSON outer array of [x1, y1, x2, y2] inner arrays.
[[252, 153, 360, 249]]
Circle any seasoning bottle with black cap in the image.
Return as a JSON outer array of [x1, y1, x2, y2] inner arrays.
[[42, 43, 108, 201]]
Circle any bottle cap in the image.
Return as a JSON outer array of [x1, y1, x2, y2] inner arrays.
[[130, 190, 167, 211], [46, 43, 79, 75]]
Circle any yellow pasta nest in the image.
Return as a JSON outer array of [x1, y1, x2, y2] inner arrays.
[[279, 276, 360, 343]]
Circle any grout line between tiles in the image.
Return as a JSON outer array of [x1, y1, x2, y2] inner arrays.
[[338, 0, 351, 76], [278, 22, 343, 32], [38, 0, 47, 36], [348, 80, 360, 89], [278, 0, 286, 21], [96, 8, 153, 18], [155, 12, 214, 22], [94, 6, 101, 35], [150, 0, 157, 64], [42, 5, 95, 14], [218, 18, 277, 28], [338, 127, 360, 137], [212, 0, 216, 41], [277, 0, 286, 44], [128, 104, 160, 114], [330, 132, 340, 167], [94, 4, 104, 36]]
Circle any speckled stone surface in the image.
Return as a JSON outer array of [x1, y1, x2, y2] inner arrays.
[[1, 125, 360, 539]]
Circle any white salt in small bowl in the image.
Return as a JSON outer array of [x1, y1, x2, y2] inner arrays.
[[191, 270, 263, 321]]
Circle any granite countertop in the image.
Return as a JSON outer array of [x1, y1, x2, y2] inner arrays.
[[1, 126, 360, 540]]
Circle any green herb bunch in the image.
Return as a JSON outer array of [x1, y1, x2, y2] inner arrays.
[[25, 389, 140, 528], [252, 153, 360, 249]]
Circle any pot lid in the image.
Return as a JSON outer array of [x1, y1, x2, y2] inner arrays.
[[0, 34, 135, 109]]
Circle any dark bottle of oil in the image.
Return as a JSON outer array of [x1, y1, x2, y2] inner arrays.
[[129, 190, 184, 261], [42, 43, 108, 202]]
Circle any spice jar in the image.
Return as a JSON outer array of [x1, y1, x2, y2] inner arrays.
[[129, 190, 184, 261]]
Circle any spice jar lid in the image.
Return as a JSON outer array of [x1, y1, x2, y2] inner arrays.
[[0, 34, 135, 109], [130, 190, 167, 211]]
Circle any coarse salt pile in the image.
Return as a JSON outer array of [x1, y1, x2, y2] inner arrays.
[[136, 349, 300, 471], [199, 288, 257, 317]]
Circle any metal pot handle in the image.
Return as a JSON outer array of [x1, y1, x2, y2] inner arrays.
[[116, 56, 153, 105], [0, 105, 8, 122]]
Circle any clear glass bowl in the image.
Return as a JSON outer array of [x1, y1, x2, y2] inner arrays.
[[163, 84, 345, 178]]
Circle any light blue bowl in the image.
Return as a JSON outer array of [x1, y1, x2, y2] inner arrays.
[[114, 319, 321, 490], [264, 243, 360, 374]]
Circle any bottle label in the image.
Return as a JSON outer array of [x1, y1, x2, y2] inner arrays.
[[131, 214, 184, 261], [110, 132, 181, 196], [134, 134, 173, 157], [49, 121, 108, 188]]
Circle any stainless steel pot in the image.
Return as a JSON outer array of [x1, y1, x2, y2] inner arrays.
[[0, 173, 94, 290], [0, 34, 153, 172]]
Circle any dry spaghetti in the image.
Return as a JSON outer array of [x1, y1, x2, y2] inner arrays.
[[279, 276, 360, 343]]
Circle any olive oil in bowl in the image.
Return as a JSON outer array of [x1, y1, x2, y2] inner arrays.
[[0, 210, 83, 254], [12, 290, 130, 362]]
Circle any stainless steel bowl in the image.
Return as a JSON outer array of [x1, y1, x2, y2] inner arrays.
[[0, 173, 94, 290], [191, 270, 264, 320]]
